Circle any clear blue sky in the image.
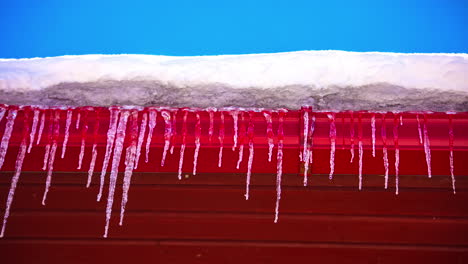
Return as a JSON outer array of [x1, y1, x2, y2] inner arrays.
[[1, 0, 467, 58]]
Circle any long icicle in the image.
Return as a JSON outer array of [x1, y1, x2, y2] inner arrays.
[[218, 111, 225, 168], [371, 114, 376, 157], [61, 109, 73, 158], [0, 108, 18, 170], [119, 110, 139, 226], [349, 112, 355, 163], [393, 113, 400, 195], [0, 109, 31, 237], [42, 110, 60, 205], [36, 111, 46, 145], [27, 109, 40, 153], [263, 111, 274, 162], [193, 112, 201, 175], [87, 110, 100, 188], [328, 113, 336, 180], [230, 110, 239, 151], [416, 114, 423, 144], [77, 110, 90, 170], [448, 113, 456, 194], [302, 108, 309, 186], [145, 109, 157, 163], [160, 110, 172, 167], [42, 111, 53, 171], [97, 107, 120, 202], [358, 113, 363, 190], [236, 112, 246, 169], [134, 111, 148, 169], [274, 110, 286, 223], [170, 110, 178, 155], [177, 110, 188, 180], [104, 110, 130, 238], [381, 113, 389, 189], [244, 112, 255, 200], [307, 115, 316, 164], [423, 114, 432, 178]]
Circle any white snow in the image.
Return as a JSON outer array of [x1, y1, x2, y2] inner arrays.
[[1, 51, 467, 111]]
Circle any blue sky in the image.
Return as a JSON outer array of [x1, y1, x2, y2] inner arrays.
[[1, 0, 467, 58]]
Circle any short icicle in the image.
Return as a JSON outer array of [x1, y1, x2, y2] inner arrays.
[[145, 109, 157, 163], [119, 111, 139, 226], [27, 109, 40, 153], [371, 114, 376, 157], [77, 110, 90, 170], [170, 110, 178, 155], [134, 111, 148, 169], [328, 113, 336, 180], [302, 108, 309, 186], [263, 111, 274, 162], [307, 115, 316, 164], [193, 112, 201, 175], [75, 111, 81, 130], [274, 110, 286, 223], [381, 114, 389, 189], [36, 111, 46, 145], [104, 110, 130, 238], [236, 112, 246, 169], [423, 114, 432, 178], [230, 110, 239, 151], [0, 110, 31, 237], [416, 114, 423, 144], [42, 110, 61, 205], [177, 110, 188, 180], [97, 107, 120, 202], [208, 108, 215, 143], [0, 108, 18, 170], [448, 113, 456, 194], [393, 114, 400, 195], [218, 111, 225, 168], [0, 106, 5, 123], [349, 112, 355, 163], [400, 115, 403, 126], [87, 110, 100, 188], [61, 109, 73, 158], [244, 112, 255, 200], [160, 110, 172, 167], [358, 113, 363, 190]]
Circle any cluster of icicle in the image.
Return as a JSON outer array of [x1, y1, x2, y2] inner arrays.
[[0, 105, 458, 238]]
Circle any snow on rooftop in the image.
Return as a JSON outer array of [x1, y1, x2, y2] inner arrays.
[[0, 50, 467, 111]]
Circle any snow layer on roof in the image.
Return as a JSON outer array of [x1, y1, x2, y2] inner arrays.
[[0, 50, 467, 111]]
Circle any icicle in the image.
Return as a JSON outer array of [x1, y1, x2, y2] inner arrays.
[[36, 111, 45, 145], [423, 114, 432, 178], [0, 110, 31, 238], [145, 109, 157, 163], [230, 110, 239, 151], [448, 113, 456, 194], [134, 112, 147, 169], [392, 114, 400, 195], [274, 110, 286, 223], [263, 111, 274, 162], [27, 109, 40, 153], [77, 110, 89, 170], [400, 115, 403, 126], [42, 112, 54, 171], [193, 112, 201, 175], [177, 111, 188, 180], [61, 109, 73, 158], [416, 114, 423, 144], [0, 109, 18, 170], [381, 114, 389, 189], [328, 113, 336, 180], [218, 111, 225, 168], [0, 106, 5, 123], [87, 110, 100, 188], [97, 107, 120, 202], [170, 110, 178, 155], [371, 114, 376, 157], [160, 110, 172, 167], [302, 109, 309, 186], [244, 112, 255, 200], [104, 111, 130, 238], [208, 109, 215, 143], [236, 112, 246, 169], [358, 114, 364, 190], [119, 111, 139, 226], [308, 115, 316, 164], [75, 111, 81, 130], [42, 110, 60, 205], [349, 112, 355, 163]]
